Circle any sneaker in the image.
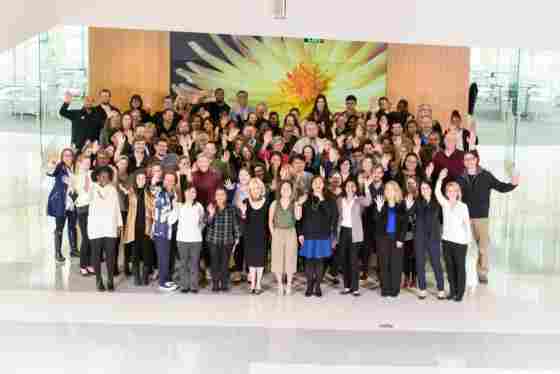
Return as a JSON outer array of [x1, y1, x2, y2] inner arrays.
[[206, 269, 212, 281], [352, 291, 361, 297], [418, 290, 427, 299], [370, 278, 380, 290], [159, 283, 178, 291], [359, 272, 368, 281], [437, 291, 446, 300]]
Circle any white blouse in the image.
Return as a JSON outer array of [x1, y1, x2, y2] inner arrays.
[[87, 183, 123, 239], [341, 197, 355, 228], [176, 202, 206, 243], [435, 179, 472, 245], [72, 170, 92, 208]]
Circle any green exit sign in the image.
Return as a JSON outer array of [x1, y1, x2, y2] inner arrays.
[[304, 38, 324, 44]]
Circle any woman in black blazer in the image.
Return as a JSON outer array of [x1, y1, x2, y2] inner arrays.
[[406, 179, 446, 300], [372, 181, 409, 297]]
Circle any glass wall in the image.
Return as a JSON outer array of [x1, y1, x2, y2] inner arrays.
[[471, 48, 560, 274], [0, 25, 88, 266]]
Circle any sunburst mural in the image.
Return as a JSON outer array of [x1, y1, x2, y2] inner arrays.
[[171, 33, 387, 115]]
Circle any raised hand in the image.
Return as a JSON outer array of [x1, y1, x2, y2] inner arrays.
[[425, 162, 434, 179], [63, 91, 72, 104], [439, 168, 448, 180], [222, 150, 231, 163], [375, 195, 385, 212], [263, 131, 273, 145], [405, 193, 415, 210], [381, 154, 391, 170], [511, 169, 520, 186], [224, 178, 235, 190], [207, 203, 216, 217], [238, 201, 247, 216], [296, 194, 308, 206], [47, 159, 58, 170], [298, 235, 305, 246]]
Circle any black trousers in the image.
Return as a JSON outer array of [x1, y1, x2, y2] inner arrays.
[[305, 258, 324, 287], [338, 227, 360, 291], [378, 236, 404, 296], [232, 236, 245, 272], [209, 243, 233, 288], [91, 237, 117, 286], [115, 212, 132, 273], [133, 231, 154, 270], [443, 240, 467, 299], [403, 240, 416, 280], [359, 239, 371, 274], [170, 224, 178, 278], [77, 207, 91, 268], [54, 210, 78, 254]]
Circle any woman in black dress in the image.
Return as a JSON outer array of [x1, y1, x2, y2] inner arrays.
[[239, 177, 268, 294]]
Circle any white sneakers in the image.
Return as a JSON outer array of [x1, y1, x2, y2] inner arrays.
[[437, 291, 446, 300], [159, 282, 178, 292], [418, 290, 428, 299]]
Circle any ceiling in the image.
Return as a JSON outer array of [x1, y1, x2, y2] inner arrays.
[[3, 0, 558, 53]]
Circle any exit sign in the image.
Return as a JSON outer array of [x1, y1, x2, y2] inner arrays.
[[304, 38, 324, 44]]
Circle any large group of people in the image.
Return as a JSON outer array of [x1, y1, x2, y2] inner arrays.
[[47, 88, 519, 301]]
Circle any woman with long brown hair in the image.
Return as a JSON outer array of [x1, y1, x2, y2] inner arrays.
[[307, 94, 332, 138], [123, 169, 154, 286], [297, 176, 338, 297]]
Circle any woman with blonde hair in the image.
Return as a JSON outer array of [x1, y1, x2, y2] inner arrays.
[[269, 180, 302, 295], [435, 168, 472, 302], [239, 177, 269, 294], [73, 152, 94, 275], [373, 180, 410, 297]]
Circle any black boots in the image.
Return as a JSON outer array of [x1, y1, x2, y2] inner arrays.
[[314, 281, 322, 297], [54, 230, 66, 263], [124, 245, 132, 277], [211, 281, 219, 292], [143, 266, 150, 285], [133, 264, 142, 286], [97, 278, 105, 292], [305, 280, 314, 297]]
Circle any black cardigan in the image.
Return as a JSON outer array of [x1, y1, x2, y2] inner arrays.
[[298, 197, 338, 240], [407, 198, 442, 244], [372, 201, 408, 242]]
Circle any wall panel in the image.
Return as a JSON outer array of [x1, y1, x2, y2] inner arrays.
[[387, 44, 470, 127], [88, 27, 170, 113]]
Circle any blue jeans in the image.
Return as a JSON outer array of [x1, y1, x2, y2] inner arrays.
[[154, 237, 171, 286]]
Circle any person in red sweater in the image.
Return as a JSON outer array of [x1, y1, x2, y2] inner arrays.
[[191, 154, 223, 207], [432, 131, 465, 182]]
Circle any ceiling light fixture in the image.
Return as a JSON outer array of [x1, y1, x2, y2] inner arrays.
[[273, 0, 287, 19]]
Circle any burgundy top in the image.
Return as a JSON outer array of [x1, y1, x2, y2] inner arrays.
[[192, 170, 223, 207], [432, 149, 465, 181]]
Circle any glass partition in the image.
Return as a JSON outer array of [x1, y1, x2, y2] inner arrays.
[[0, 26, 88, 277], [472, 47, 560, 274]]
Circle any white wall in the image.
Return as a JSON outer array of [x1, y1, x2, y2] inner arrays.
[[3, 0, 560, 52]]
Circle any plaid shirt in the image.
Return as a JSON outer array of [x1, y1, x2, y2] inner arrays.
[[206, 205, 241, 246]]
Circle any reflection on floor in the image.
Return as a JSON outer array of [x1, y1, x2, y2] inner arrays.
[[1, 321, 559, 374]]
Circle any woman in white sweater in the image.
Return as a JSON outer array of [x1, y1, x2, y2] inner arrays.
[[72, 153, 93, 276], [88, 166, 123, 292], [176, 184, 206, 294], [435, 168, 472, 302]]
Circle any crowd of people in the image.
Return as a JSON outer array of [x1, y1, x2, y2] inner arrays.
[[47, 88, 519, 301]]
